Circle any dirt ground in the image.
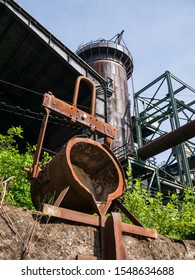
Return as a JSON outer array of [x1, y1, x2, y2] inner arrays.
[[0, 204, 195, 260]]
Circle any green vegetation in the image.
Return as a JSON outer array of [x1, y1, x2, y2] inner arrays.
[[1, 128, 195, 240], [123, 169, 195, 240], [0, 127, 50, 209]]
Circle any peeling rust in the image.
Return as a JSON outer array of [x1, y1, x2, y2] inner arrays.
[[42, 204, 104, 227], [104, 213, 128, 260], [122, 223, 158, 239], [31, 136, 125, 215]]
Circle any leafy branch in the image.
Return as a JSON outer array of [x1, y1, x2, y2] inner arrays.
[[123, 169, 195, 240]]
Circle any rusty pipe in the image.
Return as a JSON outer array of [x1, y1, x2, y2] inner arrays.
[[137, 119, 195, 160], [73, 76, 96, 116]]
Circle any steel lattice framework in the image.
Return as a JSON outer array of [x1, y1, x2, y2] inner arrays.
[[133, 71, 195, 190]]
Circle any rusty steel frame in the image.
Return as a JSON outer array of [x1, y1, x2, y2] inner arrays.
[[42, 203, 157, 259], [42, 93, 115, 139], [43, 204, 102, 227], [104, 213, 128, 260], [29, 75, 157, 260], [42, 204, 158, 237], [30, 76, 115, 179]]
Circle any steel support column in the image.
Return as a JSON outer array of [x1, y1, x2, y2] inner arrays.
[[166, 71, 192, 187]]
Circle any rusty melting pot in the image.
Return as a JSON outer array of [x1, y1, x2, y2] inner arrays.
[[31, 136, 126, 215]]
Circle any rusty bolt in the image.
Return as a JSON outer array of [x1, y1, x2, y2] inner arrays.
[[81, 113, 87, 120]]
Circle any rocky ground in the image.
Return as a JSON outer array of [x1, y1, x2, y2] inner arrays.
[[0, 204, 195, 260]]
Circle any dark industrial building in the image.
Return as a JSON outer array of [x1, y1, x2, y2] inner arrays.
[[0, 0, 109, 151]]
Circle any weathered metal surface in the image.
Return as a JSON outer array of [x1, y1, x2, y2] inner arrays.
[[73, 76, 96, 116], [32, 108, 50, 178], [42, 204, 104, 227], [42, 204, 158, 239], [31, 136, 125, 215], [77, 39, 134, 149], [122, 223, 158, 239], [76, 255, 97, 260], [29, 75, 115, 180], [92, 60, 133, 148], [104, 212, 128, 260], [28, 76, 125, 215], [27, 73, 157, 260], [138, 119, 195, 160], [42, 203, 157, 260], [76, 40, 133, 78], [42, 92, 115, 140], [53, 187, 70, 207]]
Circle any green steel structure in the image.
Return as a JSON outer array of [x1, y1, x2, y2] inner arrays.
[[114, 71, 195, 194], [131, 71, 195, 192]]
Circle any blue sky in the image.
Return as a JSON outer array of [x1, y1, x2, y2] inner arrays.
[[16, 0, 195, 94]]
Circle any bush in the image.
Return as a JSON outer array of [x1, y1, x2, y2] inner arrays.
[[0, 127, 51, 209], [123, 170, 195, 240]]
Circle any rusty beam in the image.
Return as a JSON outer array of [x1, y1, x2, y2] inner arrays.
[[138, 119, 195, 160], [53, 187, 70, 207], [104, 213, 128, 260], [31, 108, 50, 178], [42, 93, 115, 139], [42, 204, 104, 227], [122, 222, 158, 239], [42, 204, 157, 239], [76, 255, 97, 260]]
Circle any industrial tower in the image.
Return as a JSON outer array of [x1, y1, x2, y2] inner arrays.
[[76, 31, 134, 150]]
